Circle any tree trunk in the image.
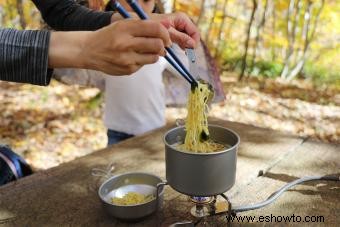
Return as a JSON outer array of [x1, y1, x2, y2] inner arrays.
[[308, 0, 325, 41], [16, 0, 26, 29], [239, 0, 257, 81], [215, 0, 228, 58], [287, 1, 311, 80], [280, 0, 301, 79], [220, 15, 237, 68], [250, 0, 269, 74], [157, 0, 165, 13], [0, 6, 3, 26], [172, 0, 177, 12], [280, 0, 295, 78], [205, 0, 219, 44], [196, 0, 206, 25], [271, 0, 276, 61], [248, 0, 261, 75], [287, 0, 324, 80], [291, 0, 304, 64], [258, 0, 270, 59]]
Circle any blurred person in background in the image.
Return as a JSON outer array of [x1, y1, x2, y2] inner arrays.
[[53, 0, 190, 145], [0, 0, 200, 186]]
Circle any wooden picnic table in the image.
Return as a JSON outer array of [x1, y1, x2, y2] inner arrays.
[[0, 118, 339, 226]]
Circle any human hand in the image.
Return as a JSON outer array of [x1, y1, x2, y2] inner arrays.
[[111, 11, 200, 49], [49, 20, 171, 75], [150, 12, 200, 49], [88, 0, 104, 10]]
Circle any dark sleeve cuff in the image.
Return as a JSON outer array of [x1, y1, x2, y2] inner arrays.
[[0, 29, 52, 86], [33, 0, 113, 31], [46, 68, 54, 85]]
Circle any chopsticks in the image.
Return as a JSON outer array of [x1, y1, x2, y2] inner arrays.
[[113, 0, 198, 87]]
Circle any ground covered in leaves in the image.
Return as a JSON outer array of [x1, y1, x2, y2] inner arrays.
[[0, 76, 339, 170]]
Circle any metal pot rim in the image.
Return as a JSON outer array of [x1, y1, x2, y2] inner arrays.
[[98, 171, 164, 207], [163, 124, 240, 156]]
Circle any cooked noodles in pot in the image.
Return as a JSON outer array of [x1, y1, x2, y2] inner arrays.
[[178, 81, 226, 153]]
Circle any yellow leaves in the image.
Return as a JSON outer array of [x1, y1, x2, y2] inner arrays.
[[0, 0, 41, 29], [0, 80, 107, 170], [57, 142, 78, 159], [214, 10, 225, 23], [175, 1, 200, 18], [262, 33, 288, 47], [23, 0, 41, 29], [275, 0, 289, 11]]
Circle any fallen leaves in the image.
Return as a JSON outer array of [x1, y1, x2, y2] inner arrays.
[[0, 75, 339, 171], [0, 80, 106, 170], [167, 74, 340, 144]]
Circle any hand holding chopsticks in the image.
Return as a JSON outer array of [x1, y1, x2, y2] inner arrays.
[[114, 0, 198, 87]]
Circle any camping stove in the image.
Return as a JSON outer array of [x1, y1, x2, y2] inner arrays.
[[188, 194, 233, 219], [189, 196, 213, 217], [166, 194, 235, 226]]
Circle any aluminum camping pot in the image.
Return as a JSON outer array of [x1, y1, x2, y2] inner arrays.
[[163, 125, 240, 196]]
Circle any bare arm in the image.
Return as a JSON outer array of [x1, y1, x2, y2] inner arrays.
[[0, 20, 171, 86]]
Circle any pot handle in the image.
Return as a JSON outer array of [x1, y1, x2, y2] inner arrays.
[[91, 162, 115, 179], [155, 181, 168, 207]]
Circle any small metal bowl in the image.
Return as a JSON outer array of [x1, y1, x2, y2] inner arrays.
[[98, 172, 165, 221]]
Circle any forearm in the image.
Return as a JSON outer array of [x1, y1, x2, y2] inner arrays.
[[32, 0, 113, 31], [0, 29, 52, 85], [1, 19, 175, 86], [48, 31, 90, 69]]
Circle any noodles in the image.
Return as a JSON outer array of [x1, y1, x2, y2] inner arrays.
[[111, 192, 154, 206], [179, 81, 225, 153]]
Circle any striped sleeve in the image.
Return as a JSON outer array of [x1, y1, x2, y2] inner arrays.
[[0, 29, 52, 86]]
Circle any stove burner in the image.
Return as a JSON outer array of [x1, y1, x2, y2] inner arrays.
[[189, 196, 213, 204], [189, 196, 214, 218], [187, 194, 233, 222]]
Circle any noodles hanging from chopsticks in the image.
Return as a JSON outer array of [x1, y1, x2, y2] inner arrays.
[[179, 81, 225, 153]]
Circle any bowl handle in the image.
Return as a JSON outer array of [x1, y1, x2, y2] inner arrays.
[[155, 181, 168, 208]]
